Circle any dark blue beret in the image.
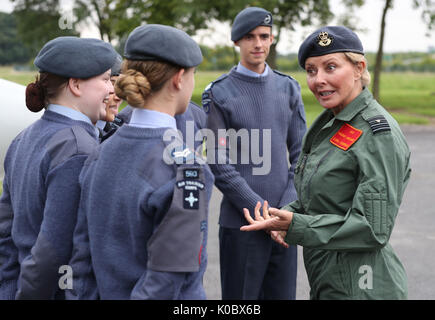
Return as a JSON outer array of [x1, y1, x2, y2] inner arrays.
[[34, 36, 118, 78], [231, 7, 273, 42], [298, 26, 364, 69], [124, 24, 203, 68], [111, 53, 123, 76]]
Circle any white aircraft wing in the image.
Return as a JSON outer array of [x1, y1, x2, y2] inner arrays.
[[0, 78, 42, 180]]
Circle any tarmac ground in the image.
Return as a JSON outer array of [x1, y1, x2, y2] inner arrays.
[[203, 125, 435, 300]]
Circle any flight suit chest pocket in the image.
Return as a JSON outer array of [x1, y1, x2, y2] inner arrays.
[[147, 166, 207, 273]]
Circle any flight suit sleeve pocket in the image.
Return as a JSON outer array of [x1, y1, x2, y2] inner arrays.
[[364, 191, 388, 236]]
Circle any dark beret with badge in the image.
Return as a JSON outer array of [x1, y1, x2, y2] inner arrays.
[[298, 26, 364, 69], [34, 36, 118, 78], [111, 53, 123, 77], [123, 24, 203, 68], [231, 7, 273, 42]]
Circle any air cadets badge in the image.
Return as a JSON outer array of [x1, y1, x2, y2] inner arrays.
[[318, 31, 333, 47]]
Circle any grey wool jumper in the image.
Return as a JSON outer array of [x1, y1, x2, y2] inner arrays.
[[0, 110, 98, 299], [67, 124, 214, 299], [203, 66, 307, 228]]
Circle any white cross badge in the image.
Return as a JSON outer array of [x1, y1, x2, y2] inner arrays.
[[184, 190, 199, 209]]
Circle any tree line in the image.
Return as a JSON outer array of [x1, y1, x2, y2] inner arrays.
[[200, 47, 435, 73], [2, 0, 434, 99]]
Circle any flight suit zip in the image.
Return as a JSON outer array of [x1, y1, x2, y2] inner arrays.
[[306, 149, 334, 201], [296, 153, 309, 212]]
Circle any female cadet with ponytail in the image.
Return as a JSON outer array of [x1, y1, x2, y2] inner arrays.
[[0, 37, 117, 299], [68, 24, 214, 299]]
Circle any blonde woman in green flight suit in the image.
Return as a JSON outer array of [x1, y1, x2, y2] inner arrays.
[[240, 26, 411, 300]]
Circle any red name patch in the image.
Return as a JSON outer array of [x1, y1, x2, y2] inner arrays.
[[330, 123, 363, 151]]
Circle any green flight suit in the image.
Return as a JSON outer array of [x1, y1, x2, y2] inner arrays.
[[283, 88, 411, 299]]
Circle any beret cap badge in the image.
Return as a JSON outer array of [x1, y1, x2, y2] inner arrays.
[[317, 31, 333, 47], [263, 14, 272, 25]]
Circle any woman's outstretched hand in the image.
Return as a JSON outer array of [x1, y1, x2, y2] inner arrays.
[[240, 201, 294, 248]]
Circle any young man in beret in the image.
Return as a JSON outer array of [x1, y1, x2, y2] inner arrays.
[[202, 7, 306, 300]]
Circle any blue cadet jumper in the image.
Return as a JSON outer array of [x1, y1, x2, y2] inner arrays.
[[203, 63, 307, 299], [67, 102, 209, 300], [0, 107, 99, 299], [0, 36, 117, 300], [67, 109, 214, 299], [66, 24, 212, 300]]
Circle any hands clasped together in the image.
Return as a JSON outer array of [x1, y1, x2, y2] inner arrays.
[[240, 201, 294, 248]]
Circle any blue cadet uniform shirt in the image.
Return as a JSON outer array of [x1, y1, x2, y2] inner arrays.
[[0, 107, 98, 299], [129, 108, 177, 129], [49, 104, 99, 138], [203, 66, 307, 228], [67, 107, 214, 299], [118, 101, 207, 152], [95, 120, 106, 132], [236, 62, 269, 77]]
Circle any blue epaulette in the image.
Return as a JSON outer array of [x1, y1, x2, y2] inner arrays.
[[201, 73, 229, 114], [272, 69, 297, 82]]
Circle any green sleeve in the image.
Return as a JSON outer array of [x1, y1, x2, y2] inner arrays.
[[280, 199, 302, 213], [285, 132, 411, 252]]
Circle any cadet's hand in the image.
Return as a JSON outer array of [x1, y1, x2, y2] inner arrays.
[[244, 201, 290, 248], [240, 205, 293, 233]]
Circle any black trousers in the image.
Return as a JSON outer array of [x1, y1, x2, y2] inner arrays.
[[219, 226, 297, 300]]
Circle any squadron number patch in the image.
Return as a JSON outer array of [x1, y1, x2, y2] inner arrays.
[[177, 169, 204, 210]]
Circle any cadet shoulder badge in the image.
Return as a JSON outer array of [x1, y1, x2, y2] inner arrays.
[[366, 115, 391, 134], [171, 145, 197, 164], [176, 168, 204, 210], [330, 123, 363, 151]]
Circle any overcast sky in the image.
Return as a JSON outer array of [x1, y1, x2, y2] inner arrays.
[[1, 0, 434, 53]]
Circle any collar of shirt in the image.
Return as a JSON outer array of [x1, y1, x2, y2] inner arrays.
[[47, 104, 99, 137], [96, 120, 107, 131], [129, 107, 177, 130], [236, 62, 269, 78], [334, 87, 371, 123]]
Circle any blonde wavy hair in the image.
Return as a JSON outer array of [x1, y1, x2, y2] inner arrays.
[[344, 52, 371, 87], [115, 59, 181, 108]]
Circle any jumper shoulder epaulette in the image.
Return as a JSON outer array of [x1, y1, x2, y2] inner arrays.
[[201, 73, 229, 113]]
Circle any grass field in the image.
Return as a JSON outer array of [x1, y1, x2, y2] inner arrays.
[[1, 66, 434, 127], [192, 71, 435, 126]]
